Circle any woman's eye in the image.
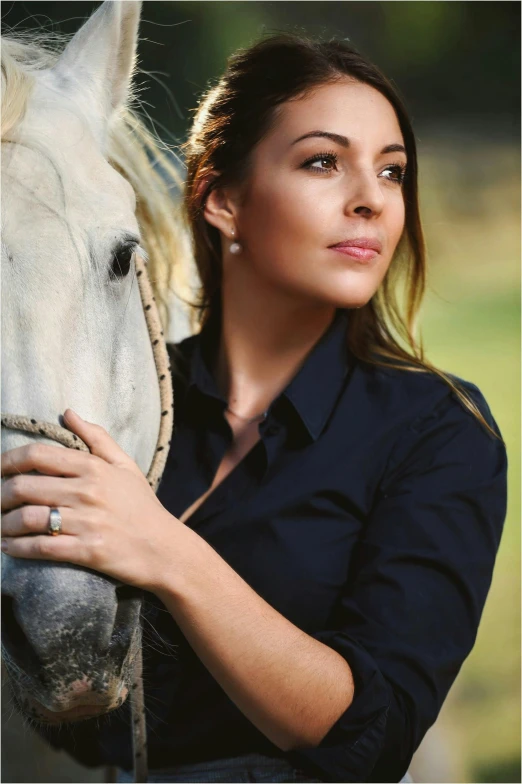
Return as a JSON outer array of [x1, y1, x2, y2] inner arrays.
[[109, 243, 135, 280], [381, 164, 407, 185], [301, 152, 339, 174]]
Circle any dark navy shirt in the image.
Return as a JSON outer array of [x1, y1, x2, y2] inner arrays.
[[43, 307, 507, 783]]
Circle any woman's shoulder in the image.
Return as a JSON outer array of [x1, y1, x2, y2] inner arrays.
[[355, 356, 501, 443], [354, 360, 507, 514]]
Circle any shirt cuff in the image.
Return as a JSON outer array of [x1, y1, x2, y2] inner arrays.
[[286, 629, 393, 782]]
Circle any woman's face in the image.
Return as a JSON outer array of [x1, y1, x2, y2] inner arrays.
[[222, 77, 407, 310]]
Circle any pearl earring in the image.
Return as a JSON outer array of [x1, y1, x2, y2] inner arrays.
[[229, 228, 242, 254]]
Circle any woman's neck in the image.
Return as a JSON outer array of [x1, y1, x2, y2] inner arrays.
[[212, 298, 338, 420]]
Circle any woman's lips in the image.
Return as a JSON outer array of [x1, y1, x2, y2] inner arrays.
[[329, 246, 379, 261]]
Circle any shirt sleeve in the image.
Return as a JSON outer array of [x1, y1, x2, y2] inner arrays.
[[287, 383, 508, 783]]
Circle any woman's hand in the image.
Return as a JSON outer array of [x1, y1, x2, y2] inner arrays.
[[1, 408, 181, 592]]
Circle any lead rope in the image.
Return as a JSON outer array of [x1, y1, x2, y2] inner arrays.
[[1, 254, 174, 783]]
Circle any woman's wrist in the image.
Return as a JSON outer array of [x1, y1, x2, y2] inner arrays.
[[148, 515, 209, 601]]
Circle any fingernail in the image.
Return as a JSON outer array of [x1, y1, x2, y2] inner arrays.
[[1, 540, 8, 552]]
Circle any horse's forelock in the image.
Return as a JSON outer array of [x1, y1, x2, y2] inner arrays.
[[2, 26, 195, 339]]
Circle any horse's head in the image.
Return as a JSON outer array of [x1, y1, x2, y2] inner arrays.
[[1, 0, 166, 723]]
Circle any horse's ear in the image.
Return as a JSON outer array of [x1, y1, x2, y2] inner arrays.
[[52, 0, 141, 127]]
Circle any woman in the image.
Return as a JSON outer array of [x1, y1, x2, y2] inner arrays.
[[1, 33, 507, 783]]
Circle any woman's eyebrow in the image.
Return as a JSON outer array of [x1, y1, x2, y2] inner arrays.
[[290, 130, 406, 156]]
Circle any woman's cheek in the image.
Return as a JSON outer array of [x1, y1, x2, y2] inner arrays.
[[253, 173, 319, 228], [387, 198, 406, 245]]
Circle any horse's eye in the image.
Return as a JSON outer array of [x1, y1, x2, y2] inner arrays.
[[110, 243, 135, 280]]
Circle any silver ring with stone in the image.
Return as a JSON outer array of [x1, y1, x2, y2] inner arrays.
[[48, 508, 63, 536]]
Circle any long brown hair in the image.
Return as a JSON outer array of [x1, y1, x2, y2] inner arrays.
[[181, 32, 502, 443]]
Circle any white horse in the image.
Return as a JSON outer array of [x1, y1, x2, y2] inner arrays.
[[1, 0, 190, 742]]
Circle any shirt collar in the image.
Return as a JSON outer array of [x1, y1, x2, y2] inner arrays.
[[283, 308, 352, 440], [187, 307, 353, 442]]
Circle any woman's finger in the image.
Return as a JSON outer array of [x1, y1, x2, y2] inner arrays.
[[1, 533, 88, 564], [1, 505, 80, 538], [1, 474, 83, 513], [1, 442, 101, 479], [63, 409, 137, 469]]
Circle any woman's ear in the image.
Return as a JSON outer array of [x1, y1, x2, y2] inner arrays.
[[204, 187, 238, 234], [196, 172, 239, 234]]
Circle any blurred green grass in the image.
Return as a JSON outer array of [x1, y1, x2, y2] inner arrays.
[[411, 141, 520, 783]]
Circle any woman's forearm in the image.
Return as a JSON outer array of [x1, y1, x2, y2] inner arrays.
[[154, 520, 355, 752]]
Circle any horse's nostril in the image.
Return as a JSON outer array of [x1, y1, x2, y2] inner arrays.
[[1, 595, 42, 670], [110, 586, 142, 654]]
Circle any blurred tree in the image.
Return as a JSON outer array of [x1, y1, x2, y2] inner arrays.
[[2, 1, 519, 146]]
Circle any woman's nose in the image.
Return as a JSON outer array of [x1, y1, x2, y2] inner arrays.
[[344, 168, 385, 218]]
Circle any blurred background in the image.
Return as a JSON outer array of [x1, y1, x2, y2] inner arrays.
[[1, 1, 520, 782]]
